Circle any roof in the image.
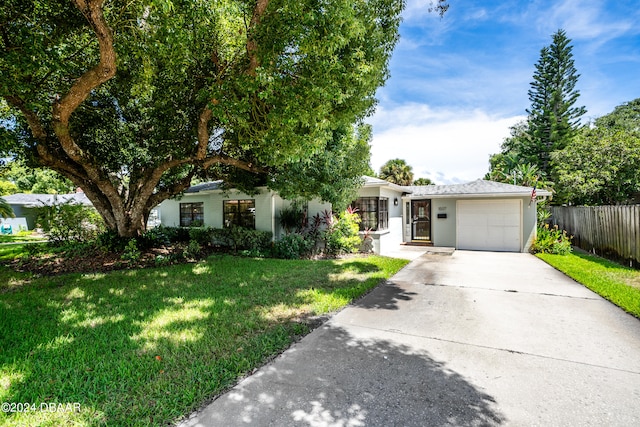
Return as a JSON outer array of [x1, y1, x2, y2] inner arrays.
[[3, 193, 93, 208], [180, 177, 551, 199], [184, 180, 224, 193], [406, 179, 552, 198], [362, 176, 412, 193]]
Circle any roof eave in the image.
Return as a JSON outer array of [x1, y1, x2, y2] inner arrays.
[[403, 191, 552, 199]]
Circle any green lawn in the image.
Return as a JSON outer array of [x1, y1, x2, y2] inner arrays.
[[0, 253, 408, 426], [537, 251, 640, 318], [0, 233, 47, 244]]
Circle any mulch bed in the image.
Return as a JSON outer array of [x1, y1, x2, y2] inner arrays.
[[6, 244, 200, 276], [3, 243, 370, 277]]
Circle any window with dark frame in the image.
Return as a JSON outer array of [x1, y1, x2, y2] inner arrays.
[[223, 199, 256, 229], [353, 197, 388, 231], [180, 202, 204, 227]]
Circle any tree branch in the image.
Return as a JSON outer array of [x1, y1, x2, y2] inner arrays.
[[246, 0, 269, 76], [4, 95, 48, 143], [197, 106, 213, 160], [52, 0, 116, 162]]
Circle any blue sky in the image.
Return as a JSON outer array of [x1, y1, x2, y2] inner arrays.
[[367, 0, 640, 184]]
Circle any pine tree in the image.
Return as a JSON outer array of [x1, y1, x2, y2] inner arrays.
[[524, 29, 586, 176]]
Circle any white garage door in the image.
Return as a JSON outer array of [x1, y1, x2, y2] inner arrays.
[[456, 199, 522, 252]]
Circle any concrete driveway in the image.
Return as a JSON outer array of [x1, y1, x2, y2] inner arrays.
[[178, 251, 640, 426]]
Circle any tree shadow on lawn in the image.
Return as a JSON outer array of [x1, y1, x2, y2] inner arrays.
[[0, 255, 401, 426], [179, 324, 505, 427]]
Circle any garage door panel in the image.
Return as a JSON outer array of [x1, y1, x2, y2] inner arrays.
[[457, 200, 521, 252]]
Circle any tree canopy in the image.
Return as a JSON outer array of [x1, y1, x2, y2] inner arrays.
[[413, 177, 433, 186], [379, 158, 414, 186], [524, 29, 585, 175], [486, 29, 584, 192], [1, 0, 415, 236], [1, 160, 75, 194], [552, 98, 640, 205]]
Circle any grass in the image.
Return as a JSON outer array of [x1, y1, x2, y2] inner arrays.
[[0, 232, 47, 244], [0, 250, 408, 426], [537, 251, 640, 318]]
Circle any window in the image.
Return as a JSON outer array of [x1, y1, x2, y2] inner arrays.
[[180, 202, 204, 227], [353, 197, 388, 231], [223, 199, 256, 229]]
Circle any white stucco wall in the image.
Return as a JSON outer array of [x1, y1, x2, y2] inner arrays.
[[430, 198, 457, 247], [158, 189, 275, 233], [355, 184, 405, 255], [522, 197, 538, 251], [402, 195, 537, 252], [158, 189, 332, 239]]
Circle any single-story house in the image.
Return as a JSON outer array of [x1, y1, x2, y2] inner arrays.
[[157, 177, 551, 253], [156, 181, 332, 241], [2, 192, 93, 231]]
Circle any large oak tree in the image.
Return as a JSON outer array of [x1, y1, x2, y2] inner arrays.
[[1, 0, 439, 237]]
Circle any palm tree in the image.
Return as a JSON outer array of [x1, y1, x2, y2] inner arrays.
[[0, 197, 15, 219], [413, 177, 433, 186], [379, 159, 414, 186]]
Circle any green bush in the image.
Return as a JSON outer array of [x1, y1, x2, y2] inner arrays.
[[183, 240, 202, 259], [37, 202, 105, 245], [273, 233, 315, 259], [230, 227, 272, 252], [531, 224, 573, 255], [192, 226, 273, 254], [188, 226, 215, 247], [96, 230, 127, 252], [121, 239, 142, 262], [210, 228, 234, 248], [138, 226, 174, 248], [325, 211, 361, 255]]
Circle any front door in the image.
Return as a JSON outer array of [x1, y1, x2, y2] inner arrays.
[[411, 199, 431, 241]]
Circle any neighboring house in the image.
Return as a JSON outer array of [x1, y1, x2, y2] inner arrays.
[[157, 177, 551, 253], [2, 192, 93, 231]]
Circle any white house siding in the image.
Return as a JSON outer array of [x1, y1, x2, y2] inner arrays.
[[402, 196, 538, 252], [158, 189, 331, 239], [158, 189, 275, 233], [357, 184, 405, 255], [430, 198, 457, 247], [522, 197, 538, 251]]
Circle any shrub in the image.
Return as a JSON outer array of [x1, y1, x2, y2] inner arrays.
[[183, 240, 202, 259], [231, 227, 272, 252], [531, 224, 573, 255], [138, 226, 173, 248], [96, 230, 127, 252], [37, 202, 105, 245], [273, 233, 315, 259], [210, 228, 233, 248], [154, 254, 171, 267], [325, 210, 361, 255], [121, 239, 142, 262], [188, 226, 215, 247]]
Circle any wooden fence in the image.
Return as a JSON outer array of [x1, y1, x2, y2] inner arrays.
[[550, 205, 640, 268]]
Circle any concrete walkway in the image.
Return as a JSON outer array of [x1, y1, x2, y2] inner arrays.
[[178, 251, 640, 426]]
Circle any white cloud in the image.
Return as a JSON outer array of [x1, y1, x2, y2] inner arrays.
[[541, 0, 636, 43], [367, 104, 525, 184]]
